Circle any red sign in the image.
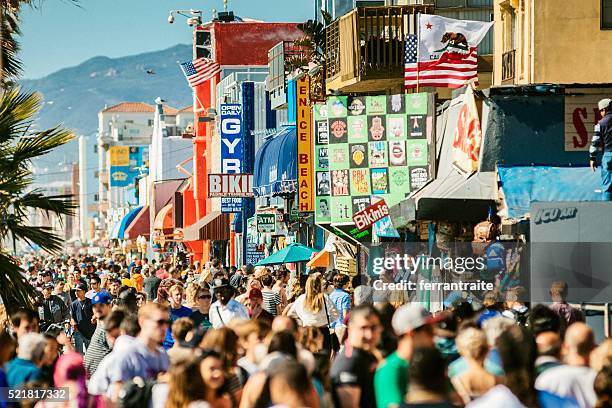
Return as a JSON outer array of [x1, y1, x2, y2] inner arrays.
[[208, 174, 254, 197], [352, 200, 389, 232]]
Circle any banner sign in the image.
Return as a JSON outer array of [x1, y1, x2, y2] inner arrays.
[[220, 103, 243, 211], [564, 88, 607, 151], [246, 216, 265, 265], [109, 146, 148, 187], [208, 174, 254, 197], [297, 77, 314, 212], [314, 93, 433, 230], [314, 103, 331, 223], [452, 87, 482, 175], [256, 213, 276, 233], [353, 200, 389, 232]]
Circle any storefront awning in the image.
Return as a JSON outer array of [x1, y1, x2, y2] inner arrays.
[[389, 93, 497, 227], [390, 172, 497, 227], [124, 206, 150, 239], [153, 203, 173, 230], [183, 211, 230, 241], [307, 250, 331, 268], [498, 165, 602, 219], [254, 126, 297, 197], [116, 206, 143, 240]]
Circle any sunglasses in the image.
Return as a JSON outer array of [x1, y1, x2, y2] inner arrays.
[[152, 319, 170, 326], [198, 294, 212, 300]]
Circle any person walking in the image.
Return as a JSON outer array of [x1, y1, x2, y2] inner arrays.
[[589, 97, 612, 200], [330, 305, 382, 408], [39, 282, 70, 331], [287, 273, 339, 353], [84, 291, 113, 378], [70, 282, 95, 354], [209, 278, 249, 329]]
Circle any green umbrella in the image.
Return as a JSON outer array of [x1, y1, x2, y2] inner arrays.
[[255, 243, 317, 266]]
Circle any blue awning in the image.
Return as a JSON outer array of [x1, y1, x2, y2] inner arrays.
[[113, 206, 143, 240], [498, 166, 602, 219], [254, 126, 297, 197]]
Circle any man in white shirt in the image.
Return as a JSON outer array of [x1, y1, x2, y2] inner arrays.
[[535, 322, 597, 408], [209, 277, 249, 328]]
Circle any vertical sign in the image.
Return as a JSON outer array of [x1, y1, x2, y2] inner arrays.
[[297, 77, 314, 212], [109, 146, 130, 187], [220, 104, 243, 212]]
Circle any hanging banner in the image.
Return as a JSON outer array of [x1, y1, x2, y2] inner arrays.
[[452, 87, 482, 175], [220, 103, 243, 212], [297, 76, 314, 212], [109, 146, 148, 187]]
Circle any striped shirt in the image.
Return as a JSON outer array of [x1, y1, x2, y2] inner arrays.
[[261, 289, 281, 316], [84, 322, 111, 378]]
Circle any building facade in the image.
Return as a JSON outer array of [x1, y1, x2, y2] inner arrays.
[[494, 0, 612, 85]]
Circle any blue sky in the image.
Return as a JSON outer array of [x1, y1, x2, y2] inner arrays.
[[20, 0, 313, 79]]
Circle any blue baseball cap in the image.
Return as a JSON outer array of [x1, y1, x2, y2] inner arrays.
[[91, 291, 112, 305]]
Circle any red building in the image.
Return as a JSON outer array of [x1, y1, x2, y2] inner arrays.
[[179, 17, 302, 264]]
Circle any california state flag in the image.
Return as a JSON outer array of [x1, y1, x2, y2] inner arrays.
[[405, 14, 493, 89]]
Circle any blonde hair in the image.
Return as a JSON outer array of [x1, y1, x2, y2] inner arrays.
[[185, 282, 201, 305], [456, 327, 489, 361], [138, 302, 169, 320], [304, 273, 324, 313]]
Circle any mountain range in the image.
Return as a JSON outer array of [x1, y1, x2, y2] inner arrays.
[[20, 44, 193, 174]]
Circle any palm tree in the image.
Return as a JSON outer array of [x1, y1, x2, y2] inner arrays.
[[0, 1, 78, 314]]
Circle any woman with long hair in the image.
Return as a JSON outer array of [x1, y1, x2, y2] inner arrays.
[[165, 355, 209, 408], [200, 349, 237, 408], [287, 273, 338, 354], [200, 329, 243, 401]]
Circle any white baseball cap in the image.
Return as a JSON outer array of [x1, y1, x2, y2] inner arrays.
[[391, 303, 443, 335], [598, 98, 611, 111]]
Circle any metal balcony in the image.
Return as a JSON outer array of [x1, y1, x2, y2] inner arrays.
[[325, 5, 433, 93]]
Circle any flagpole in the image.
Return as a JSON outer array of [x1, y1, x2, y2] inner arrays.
[[416, 12, 421, 94]]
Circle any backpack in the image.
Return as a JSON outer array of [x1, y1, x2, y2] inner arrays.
[[118, 377, 156, 408]]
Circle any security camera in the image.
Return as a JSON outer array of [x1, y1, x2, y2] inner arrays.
[[187, 17, 197, 26], [167, 13, 174, 24]]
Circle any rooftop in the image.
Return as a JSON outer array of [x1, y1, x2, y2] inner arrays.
[[101, 102, 178, 115], [177, 106, 193, 114]]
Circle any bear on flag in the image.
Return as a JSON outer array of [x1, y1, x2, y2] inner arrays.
[[405, 14, 493, 89]]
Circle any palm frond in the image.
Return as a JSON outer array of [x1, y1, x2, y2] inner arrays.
[[0, 251, 38, 314], [13, 126, 74, 163], [15, 191, 76, 218], [4, 219, 65, 253], [0, 88, 39, 144]]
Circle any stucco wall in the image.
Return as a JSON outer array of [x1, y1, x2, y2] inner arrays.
[[495, 0, 612, 85]]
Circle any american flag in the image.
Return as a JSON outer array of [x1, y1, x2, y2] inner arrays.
[[404, 34, 479, 89], [180, 58, 221, 87]]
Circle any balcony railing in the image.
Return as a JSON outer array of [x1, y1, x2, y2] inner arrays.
[[325, 5, 433, 91], [502, 49, 516, 83]]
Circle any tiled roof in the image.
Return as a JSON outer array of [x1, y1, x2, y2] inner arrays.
[[177, 106, 193, 113], [101, 102, 178, 115]]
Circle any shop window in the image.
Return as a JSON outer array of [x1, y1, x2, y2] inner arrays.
[[603, 0, 612, 29]]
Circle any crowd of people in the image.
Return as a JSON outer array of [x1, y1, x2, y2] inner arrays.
[[0, 253, 610, 408]]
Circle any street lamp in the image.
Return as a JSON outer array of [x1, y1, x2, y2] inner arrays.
[[167, 9, 203, 26]]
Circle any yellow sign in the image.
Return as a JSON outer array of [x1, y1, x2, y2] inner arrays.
[[297, 76, 314, 212], [109, 146, 129, 166]]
